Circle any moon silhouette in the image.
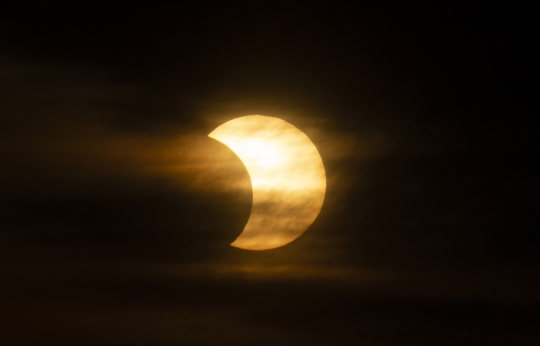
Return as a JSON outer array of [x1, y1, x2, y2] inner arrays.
[[208, 115, 326, 250]]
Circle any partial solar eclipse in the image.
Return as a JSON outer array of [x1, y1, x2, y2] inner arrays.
[[209, 115, 326, 250]]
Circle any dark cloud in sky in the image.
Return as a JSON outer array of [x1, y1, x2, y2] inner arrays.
[[1, 2, 538, 345]]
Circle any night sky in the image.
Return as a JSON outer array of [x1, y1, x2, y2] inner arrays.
[[1, 2, 538, 345]]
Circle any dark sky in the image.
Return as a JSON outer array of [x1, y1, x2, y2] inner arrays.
[[0, 2, 538, 345]]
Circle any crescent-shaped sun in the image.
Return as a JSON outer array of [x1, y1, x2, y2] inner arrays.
[[208, 115, 326, 250]]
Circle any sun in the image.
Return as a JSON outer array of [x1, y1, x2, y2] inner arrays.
[[208, 115, 326, 250]]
